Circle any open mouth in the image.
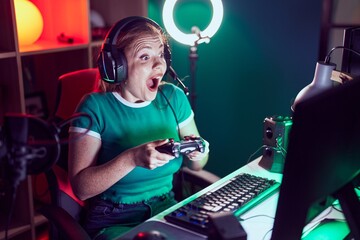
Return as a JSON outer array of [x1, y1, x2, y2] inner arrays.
[[146, 76, 161, 91]]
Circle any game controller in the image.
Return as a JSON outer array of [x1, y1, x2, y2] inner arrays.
[[156, 136, 205, 158]]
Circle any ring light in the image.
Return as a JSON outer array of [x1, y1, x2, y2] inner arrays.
[[162, 0, 223, 46]]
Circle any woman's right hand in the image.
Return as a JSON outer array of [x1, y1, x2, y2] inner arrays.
[[129, 139, 175, 170]]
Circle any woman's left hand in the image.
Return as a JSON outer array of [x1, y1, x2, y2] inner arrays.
[[186, 139, 209, 162]]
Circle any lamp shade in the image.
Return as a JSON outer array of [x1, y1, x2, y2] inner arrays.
[[14, 0, 44, 46], [292, 61, 336, 111]]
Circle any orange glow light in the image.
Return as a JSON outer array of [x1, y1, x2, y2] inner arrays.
[[14, 0, 44, 46]]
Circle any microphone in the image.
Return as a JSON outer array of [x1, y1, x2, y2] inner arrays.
[[168, 66, 189, 95], [3, 114, 29, 189]]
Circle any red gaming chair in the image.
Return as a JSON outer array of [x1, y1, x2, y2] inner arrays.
[[40, 68, 98, 240]]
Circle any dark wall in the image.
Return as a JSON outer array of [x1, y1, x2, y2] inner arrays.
[[149, 0, 323, 177]]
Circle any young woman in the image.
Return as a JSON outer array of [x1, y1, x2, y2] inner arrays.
[[68, 16, 209, 239]]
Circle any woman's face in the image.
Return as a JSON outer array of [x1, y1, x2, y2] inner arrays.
[[122, 34, 167, 103]]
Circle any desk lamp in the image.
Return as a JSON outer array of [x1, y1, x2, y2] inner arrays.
[[291, 46, 360, 111], [291, 61, 336, 111], [162, 0, 224, 112]]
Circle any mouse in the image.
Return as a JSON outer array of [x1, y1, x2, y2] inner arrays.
[[133, 230, 167, 240]]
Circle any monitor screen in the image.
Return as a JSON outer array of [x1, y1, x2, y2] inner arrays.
[[271, 77, 360, 239], [341, 26, 360, 78]]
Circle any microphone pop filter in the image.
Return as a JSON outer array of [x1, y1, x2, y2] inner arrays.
[[3, 114, 60, 175]]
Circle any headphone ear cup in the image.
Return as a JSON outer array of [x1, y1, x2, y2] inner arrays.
[[97, 49, 114, 83], [97, 47, 127, 84], [115, 51, 127, 83]]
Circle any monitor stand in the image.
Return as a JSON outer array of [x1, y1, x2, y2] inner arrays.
[[334, 181, 360, 239]]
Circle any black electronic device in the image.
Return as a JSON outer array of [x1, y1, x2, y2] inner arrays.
[[97, 16, 171, 84], [155, 136, 205, 158], [271, 77, 360, 239], [258, 116, 292, 173], [341, 26, 360, 78], [207, 212, 247, 240]]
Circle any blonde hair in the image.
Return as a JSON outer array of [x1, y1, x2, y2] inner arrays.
[[96, 20, 169, 93]]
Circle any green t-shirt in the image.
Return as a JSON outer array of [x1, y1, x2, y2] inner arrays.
[[70, 83, 193, 203]]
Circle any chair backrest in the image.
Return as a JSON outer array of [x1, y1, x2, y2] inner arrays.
[[54, 68, 99, 120], [43, 68, 98, 239]]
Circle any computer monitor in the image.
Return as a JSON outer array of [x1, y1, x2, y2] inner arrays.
[[341, 26, 360, 78], [271, 77, 360, 239]]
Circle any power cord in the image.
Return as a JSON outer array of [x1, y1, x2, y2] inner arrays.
[[325, 46, 360, 64]]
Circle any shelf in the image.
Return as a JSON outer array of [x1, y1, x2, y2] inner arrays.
[[0, 224, 31, 240], [19, 41, 89, 56], [34, 214, 47, 227], [0, 52, 16, 59]]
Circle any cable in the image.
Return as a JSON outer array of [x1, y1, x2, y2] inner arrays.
[[158, 87, 191, 199], [239, 214, 274, 240], [158, 87, 180, 138], [325, 46, 360, 64], [53, 112, 93, 145], [301, 207, 334, 238], [247, 142, 287, 164], [240, 214, 274, 221], [247, 145, 267, 164], [275, 135, 287, 157]]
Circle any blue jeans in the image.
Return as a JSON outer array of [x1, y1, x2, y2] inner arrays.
[[84, 192, 177, 239]]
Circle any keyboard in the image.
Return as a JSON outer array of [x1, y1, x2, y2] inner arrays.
[[164, 173, 280, 235]]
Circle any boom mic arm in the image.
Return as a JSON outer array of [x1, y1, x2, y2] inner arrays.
[[168, 66, 189, 95]]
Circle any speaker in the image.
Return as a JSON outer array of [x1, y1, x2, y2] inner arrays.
[[97, 16, 171, 84], [258, 116, 292, 173], [207, 212, 247, 240]]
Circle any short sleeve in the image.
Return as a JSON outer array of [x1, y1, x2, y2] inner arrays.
[[69, 93, 103, 139]]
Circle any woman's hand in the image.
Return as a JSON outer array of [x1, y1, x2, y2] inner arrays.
[[130, 139, 175, 170], [186, 139, 210, 162]]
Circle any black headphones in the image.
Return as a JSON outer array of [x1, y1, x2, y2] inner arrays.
[[97, 16, 172, 84]]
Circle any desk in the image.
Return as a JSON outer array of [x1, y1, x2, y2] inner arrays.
[[119, 157, 350, 240]]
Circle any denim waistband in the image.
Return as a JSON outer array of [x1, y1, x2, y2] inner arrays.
[[97, 191, 174, 207]]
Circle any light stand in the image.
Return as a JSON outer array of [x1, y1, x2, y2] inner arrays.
[[162, 0, 224, 112], [189, 45, 198, 111], [188, 27, 211, 111]]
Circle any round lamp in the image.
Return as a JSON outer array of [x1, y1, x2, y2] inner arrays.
[[14, 0, 44, 46], [163, 0, 223, 46]]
